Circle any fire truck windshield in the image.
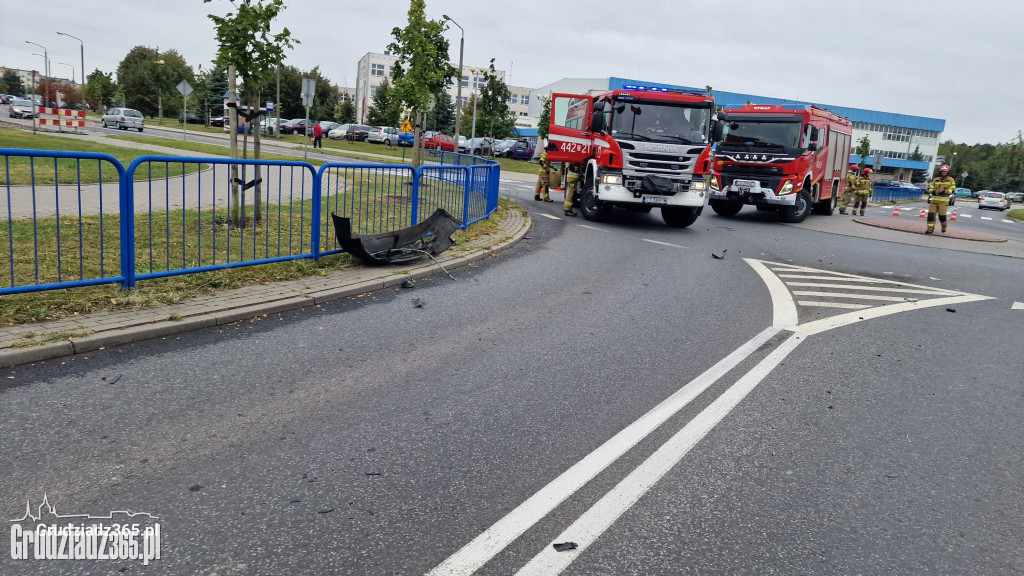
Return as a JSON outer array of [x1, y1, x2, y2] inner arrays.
[[610, 102, 710, 145], [719, 120, 802, 149]]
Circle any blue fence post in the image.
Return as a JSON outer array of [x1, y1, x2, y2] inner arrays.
[[311, 165, 322, 261], [462, 166, 473, 227], [411, 166, 420, 226]]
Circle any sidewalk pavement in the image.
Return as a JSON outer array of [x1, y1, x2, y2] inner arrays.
[[0, 207, 531, 369]]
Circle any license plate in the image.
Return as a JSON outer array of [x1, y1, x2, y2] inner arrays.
[[642, 196, 667, 204], [738, 187, 750, 194]]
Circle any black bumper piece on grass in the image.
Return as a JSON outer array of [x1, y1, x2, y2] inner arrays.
[[331, 209, 461, 266]]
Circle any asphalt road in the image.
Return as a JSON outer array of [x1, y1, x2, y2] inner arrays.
[[2, 181, 1022, 575]]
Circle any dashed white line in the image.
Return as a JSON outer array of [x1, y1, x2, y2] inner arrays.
[[785, 282, 958, 295], [538, 213, 561, 220], [1013, 302, 1024, 310], [797, 301, 871, 309], [981, 216, 993, 221], [641, 239, 689, 249], [577, 224, 606, 231], [791, 290, 910, 302], [1002, 219, 1014, 223]]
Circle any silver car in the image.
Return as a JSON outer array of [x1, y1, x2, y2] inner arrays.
[[366, 126, 400, 146], [7, 98, 36, 119], [977, 191, 1011, 211], [458, 137, 495, 156], [101, 107, 145, 132]]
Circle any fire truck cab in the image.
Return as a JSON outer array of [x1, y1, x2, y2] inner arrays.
[[546, 88, 715, 227], [708, 103, 852, 223]]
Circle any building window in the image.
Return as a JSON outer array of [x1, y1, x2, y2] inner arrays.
[[458, 96, 467, 107], [371, 63, 386, 77], [508, 94, 517, 104], [520, 95, 529, 105], [461, 75, 468, 88], [473, 77, 485, 90]]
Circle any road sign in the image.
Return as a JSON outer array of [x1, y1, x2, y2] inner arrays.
[[176, 81, 193, 97], [301, 78, 315, 107], [873, 151, 884, 169], [266, 101, 274, 112], [400, 118, 413, 132]]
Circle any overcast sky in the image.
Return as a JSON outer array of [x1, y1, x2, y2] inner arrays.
[[1, 0, 1020, 145]]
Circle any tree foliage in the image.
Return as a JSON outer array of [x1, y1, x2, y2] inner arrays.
[[115, 46, 193, 117], [85, 69, 117, 109], [366, 78, 401, 127], [204, 0, 296, 96], [335, 100, 356, 123], [387, 0, 458, 117], [2, 71, 24, 96], [854, 135, 871, 168], [537, 95, 551, 139], [476, 59, 516, 138], [425, 91, 455, 134], [939, 134, 1024, 191]]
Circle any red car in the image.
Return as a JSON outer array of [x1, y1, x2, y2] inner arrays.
[[422, 132, 456, 152]]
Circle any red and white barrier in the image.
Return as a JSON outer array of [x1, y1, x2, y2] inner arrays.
[[36, 107, 86, 129]]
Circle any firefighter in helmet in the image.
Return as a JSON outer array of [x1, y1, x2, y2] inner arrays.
[[563, 163, 582, 217], [925, 164, 956, 234], [839, 163, 859, 215], [534, 151, 553, 202], [851, 167, 873, 216]]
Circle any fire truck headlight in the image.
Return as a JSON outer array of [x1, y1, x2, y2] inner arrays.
[[601, 175, 622, 185], [779, 181, 794, 195], [709, 178, 720, 191], [691, 180, 707, 191]]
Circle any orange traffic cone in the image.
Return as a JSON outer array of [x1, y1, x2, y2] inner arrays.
[[892, 204, 901, 216], [950, 208, 957, 221], [919, 207, 927, 218]]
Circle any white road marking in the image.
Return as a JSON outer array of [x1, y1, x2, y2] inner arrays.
[[516, 332, 806, 576], [1013, 302, 1024, 310], [539, 213, 561, 220], [785, 282, 959, 295], [778, 274, 897, 283], [641, 239, 689, 249], [792, 290, 909, 302], [426, 327, 782, 576], [1003, 219, 1014, 223], [981, 216, 993, 220], [577, 224, 606, 231], [430, 260, 995, 576], [960, 214, 973, 218], [797, 301, 871, 309]]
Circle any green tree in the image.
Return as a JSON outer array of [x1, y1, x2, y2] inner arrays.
[[304, 66, 339, 123], [205, 0, 298, 225], [855, 135, 871, 169], [2, 71, 24, 96], [115, 46, 193, 118], [477, 58, 516, 138], [335, 100, 356, 123], [193, 65, 228, 124], [908, 145, 927, 183], [387, 0, 459, 165], [537, 95, 551, 139], [85, 69, 116, 110], [366, 78, 401, 127], [425, 91, 455, 134]]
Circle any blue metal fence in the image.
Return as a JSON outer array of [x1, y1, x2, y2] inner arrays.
[[1, 149, 500, 295]]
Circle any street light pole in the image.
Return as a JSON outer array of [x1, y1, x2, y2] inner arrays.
[[25, 40, 49, 104], [57, 32, 85, 105], [443, 15, 464, 141]]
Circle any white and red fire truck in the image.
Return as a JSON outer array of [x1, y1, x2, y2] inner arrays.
[[546, 86, 715, 227], [708, 103, 852, 223]]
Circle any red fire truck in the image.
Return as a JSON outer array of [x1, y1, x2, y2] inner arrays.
[[708, 104, 852, 223], [546, 86, 715, 227]]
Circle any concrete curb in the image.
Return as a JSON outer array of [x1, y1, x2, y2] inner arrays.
[[0, 209, 532, 369]]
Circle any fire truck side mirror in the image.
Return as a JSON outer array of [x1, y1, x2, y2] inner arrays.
[[589, 113, 604, 134], [711, 120, 724, 142], [807, 142, 818, 152]]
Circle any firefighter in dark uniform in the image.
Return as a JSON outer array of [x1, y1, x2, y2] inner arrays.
[[534, 152, 553, 202], [563, 163, 582, 217], [838, 164, 859, 215], [925, 164, 956, 234], [851, 167, 873, 216]]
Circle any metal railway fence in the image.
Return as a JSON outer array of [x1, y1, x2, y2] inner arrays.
[[1, 148, 499, 295]]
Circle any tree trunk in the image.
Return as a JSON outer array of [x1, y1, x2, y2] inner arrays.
[[228, 65, 241, 228]]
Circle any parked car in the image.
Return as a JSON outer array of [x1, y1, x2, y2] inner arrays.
[[971, 189, 988, 198], [327, 124, 351, 140], [178, 112, 202, 124], [422, 132, 456, 152], [209, 116, 226, 127], [914, 182, 930, 191], [344, 125, 373, 141], [7, 98, 37, 119], [367, 126, 401, 146], [459, 137, 495, 156], [278, 118, 309, 135], [100, 107, 145, 131], [1005, 192, 1024, 202], [952, 188, 972, 198], [259, 117, 280, 134], [506, 140, 536, 161], [397, 131, 414, 147], [978, 191, 1011, 211], [0, 94, 12, 105], [492, 138, 518, 157]]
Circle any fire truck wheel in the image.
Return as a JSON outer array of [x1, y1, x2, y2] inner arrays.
[[579, 173, 611, 222], [662, 206, 702, 228], [709, 199, 744, 217], [811, 183, 836, 215], [779, 190, 812, 223]]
